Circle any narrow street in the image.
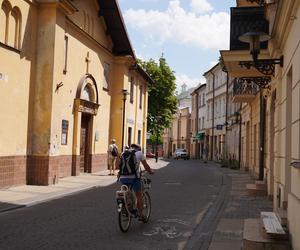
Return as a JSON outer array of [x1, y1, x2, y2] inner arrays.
[[0, 160, 229, 250]]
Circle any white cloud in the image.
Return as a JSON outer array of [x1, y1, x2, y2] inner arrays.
[[123, 0, 230, 50], [175, 73, 204, 92], [190, 0, 213, 13]]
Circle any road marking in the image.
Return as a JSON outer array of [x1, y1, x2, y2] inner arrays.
[[143, 218, 190, 238]]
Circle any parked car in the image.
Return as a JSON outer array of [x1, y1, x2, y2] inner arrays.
[[146, 152, 155, 158], [173, 148, 189, 160]]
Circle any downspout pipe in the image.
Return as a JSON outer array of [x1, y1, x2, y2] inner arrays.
[[259, 90, 266, 180], [195, 92, 199, 158], [210, 72, 215, 161], [238, 103, 242, 169], [225, 71, 229, 160]]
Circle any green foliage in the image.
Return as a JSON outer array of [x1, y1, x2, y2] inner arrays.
[[139, 57, 177, 140], [149, 134, 163, 145]]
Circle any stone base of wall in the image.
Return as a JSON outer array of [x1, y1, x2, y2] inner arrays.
[[90, 154, 108, 173], [1, 154, 108, 188], [0, 156, 26, 188], [27, 156, 50, 185]]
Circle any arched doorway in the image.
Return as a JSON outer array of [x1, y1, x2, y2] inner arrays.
[[73, 74, 99, 175]]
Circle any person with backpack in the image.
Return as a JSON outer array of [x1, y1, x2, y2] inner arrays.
[[118, 143, 154, 221], [108, 139, 118, 175]]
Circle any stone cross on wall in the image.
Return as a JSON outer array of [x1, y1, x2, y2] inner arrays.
[[85, 52, 91, 73]]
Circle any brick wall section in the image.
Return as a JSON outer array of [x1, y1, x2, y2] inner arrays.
[[27, 156, 49, 185], [91, 154, 108, 172], [57, 156, 72, 179], [48, 157, 59, 185], [1, 154, 108, 188], [0, 156, 26, 188], [72, 155, 80, 176]]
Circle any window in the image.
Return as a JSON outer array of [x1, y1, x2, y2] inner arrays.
[[0, 1, 10, 44], [202, 117, 204, 129], [203, 93, 205, 105], [137, 130, 141, 145], [139, 85, 143, 109], [61, 120, 69, 145], [103, 62, 110, 90], [63, 35, 68, 74], [127, 127, 132, 146], [1, 3, 22, 50], [207, 105, 210, 121], [130, 77, 134, 103], [82, 85, 93, 101], [11, 7, 21, 49]]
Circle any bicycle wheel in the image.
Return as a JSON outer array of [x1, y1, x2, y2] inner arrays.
[[118, 206, 131, 233], [142, 191, 151, 223]]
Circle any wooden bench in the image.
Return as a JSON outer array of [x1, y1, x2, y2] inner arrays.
[[261, 212, 287, 239]]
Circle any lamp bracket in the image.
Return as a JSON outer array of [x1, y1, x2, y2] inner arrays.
[[239, 56, 283, 76], [239, 77, 271, 89]]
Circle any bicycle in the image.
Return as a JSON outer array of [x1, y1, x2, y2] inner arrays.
[[116, 172, 152, 232]]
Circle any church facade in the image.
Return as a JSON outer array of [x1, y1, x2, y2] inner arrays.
[[0, 0, 152, 187]]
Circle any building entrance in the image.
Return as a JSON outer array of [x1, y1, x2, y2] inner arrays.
[[80, 114, 91, 173]]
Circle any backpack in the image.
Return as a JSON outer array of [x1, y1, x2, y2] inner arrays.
[[111, 145, 118, 157], [118, 149, 138, 177]]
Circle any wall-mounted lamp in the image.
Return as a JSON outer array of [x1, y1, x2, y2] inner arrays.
[[238, 31, 284, 76], [121, 89, 129, 150]]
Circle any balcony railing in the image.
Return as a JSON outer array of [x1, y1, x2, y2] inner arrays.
[[232, 78, 259, 103]]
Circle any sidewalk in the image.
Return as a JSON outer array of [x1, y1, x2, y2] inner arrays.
[[0, 158, 169, 214], [208, 168, 273, 250]]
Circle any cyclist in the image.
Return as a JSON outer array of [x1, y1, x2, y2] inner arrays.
[[119, 143, 154, 221]]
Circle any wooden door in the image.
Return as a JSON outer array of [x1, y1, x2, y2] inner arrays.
[[80, 115, 90, 173]]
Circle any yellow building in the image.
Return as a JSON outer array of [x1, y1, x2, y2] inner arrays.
[[221, 0, 300, 248], [0, 0, 152, 188], [163, 108, 191, 157]]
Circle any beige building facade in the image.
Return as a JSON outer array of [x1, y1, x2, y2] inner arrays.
[[163, 108, 191, 158], [221, 0, 300, 248], [190, 84, 206, 159], [0, 0, 151, 188], [204, 63, 227, 161]]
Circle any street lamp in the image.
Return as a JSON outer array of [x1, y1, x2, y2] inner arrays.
[[238, 31, 283, 76], [122, 89, 129, 151]]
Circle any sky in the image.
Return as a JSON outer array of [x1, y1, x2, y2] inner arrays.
[[118, 0, 235, 91]]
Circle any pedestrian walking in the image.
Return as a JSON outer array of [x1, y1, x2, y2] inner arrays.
[[108, 139, 118, 175]]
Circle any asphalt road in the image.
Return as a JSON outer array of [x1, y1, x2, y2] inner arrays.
[[0, 160, 228, 250]]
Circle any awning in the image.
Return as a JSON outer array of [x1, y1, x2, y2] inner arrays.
[[195, 132, 205, 140]]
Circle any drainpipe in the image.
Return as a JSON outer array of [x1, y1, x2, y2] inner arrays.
[[210, 72, 215, 161], [225, 71, 229, 160], [195, 92, 199, 158], [238, 103, 242, 169], [259, 90, 266, 180]]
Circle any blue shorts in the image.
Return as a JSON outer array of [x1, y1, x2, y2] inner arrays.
[[120, 178, 141, 192]]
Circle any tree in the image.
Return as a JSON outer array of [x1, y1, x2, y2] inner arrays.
[[139, 57, 177, 158]]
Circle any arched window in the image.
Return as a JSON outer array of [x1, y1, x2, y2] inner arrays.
[[82, 84, 94, 102], [11, 7, 21, 49], [1, 0, 12, 44]]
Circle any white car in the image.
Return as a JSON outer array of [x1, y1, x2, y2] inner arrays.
[[173, 149, 189, 160]]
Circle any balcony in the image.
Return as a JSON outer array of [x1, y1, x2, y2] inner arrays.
[[220, 6, 270, 78], [232, 78, 259, 103]]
